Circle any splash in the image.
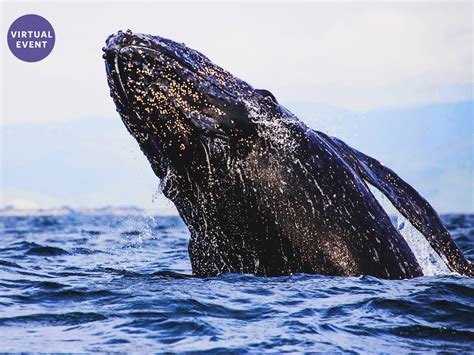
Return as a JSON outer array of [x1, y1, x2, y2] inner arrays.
[[395, 215, 451, 276], [367, 184, 451, 276], [243, 99, 299, 153]]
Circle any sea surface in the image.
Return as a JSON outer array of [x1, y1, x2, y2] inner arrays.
[[0, 210, 473, 352]]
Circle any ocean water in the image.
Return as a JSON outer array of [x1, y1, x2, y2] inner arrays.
[[0, 210, 473, 352]]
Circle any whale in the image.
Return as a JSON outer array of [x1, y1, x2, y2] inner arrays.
[[103, 30, 473, 279]]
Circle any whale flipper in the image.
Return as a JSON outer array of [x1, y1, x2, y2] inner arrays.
[[318, 131, 473, 277]]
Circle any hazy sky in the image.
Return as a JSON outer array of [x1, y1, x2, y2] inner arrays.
[[1, 1, 472, 124], [1, 1, 473, 212]]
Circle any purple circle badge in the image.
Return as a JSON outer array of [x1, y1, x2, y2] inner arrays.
[[7, 14, 55, 62]]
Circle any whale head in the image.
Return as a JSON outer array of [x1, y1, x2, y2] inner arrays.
[[103, 30, 287, 181]]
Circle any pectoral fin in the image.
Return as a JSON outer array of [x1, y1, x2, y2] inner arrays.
[[318, 131, 473, 277]]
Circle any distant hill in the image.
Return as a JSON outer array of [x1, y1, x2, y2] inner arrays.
[[1, 101, 472, 213], [1, 117, 170, 212]]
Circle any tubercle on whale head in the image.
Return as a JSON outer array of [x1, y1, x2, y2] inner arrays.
[[103, 30, 287, 178]]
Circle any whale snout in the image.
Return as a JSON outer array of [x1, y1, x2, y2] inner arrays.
[[103, 30, 184, 66], [104, 30, 232, 123], [103, 30, 153, 54]]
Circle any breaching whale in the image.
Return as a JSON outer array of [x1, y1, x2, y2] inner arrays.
[[103, 30, 473, 279]]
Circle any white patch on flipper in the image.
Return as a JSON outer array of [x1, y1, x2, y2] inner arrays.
[[395, 216, 450, 276], [367, 183, 451, 276]]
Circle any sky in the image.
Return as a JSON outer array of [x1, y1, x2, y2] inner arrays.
[[1, 1, 473, 213], [1, 1, 472, 122]]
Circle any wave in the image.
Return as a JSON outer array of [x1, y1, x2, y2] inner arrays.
[[0, 312, 107, 327]]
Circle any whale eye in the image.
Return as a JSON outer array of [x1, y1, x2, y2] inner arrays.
[[255, 89, 278, 104]]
